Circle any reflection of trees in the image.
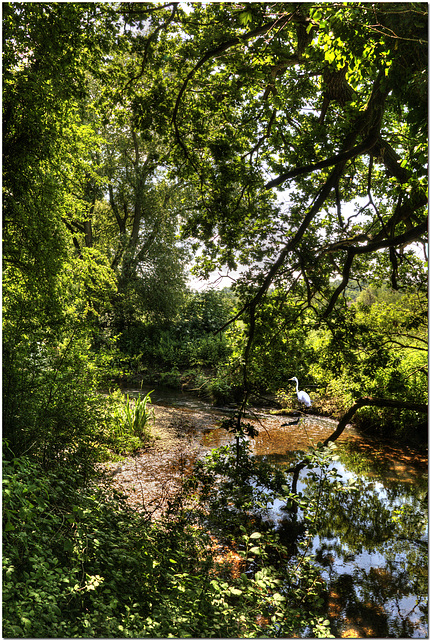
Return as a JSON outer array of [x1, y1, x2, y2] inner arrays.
[[300, 472, 396, 551], [329, 572, 391, 638], [290, 453, 428, 637], [327, 563, 427, 638], [338, 441, 428, 498], [297, 454, 427, 549]]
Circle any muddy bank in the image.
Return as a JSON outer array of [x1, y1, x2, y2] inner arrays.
[[104, 405, 231, 517], [103, 401, 426, 517]]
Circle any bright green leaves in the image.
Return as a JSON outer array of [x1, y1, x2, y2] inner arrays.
[[106, 389, 154, 454], [238, 10, 253, 27], [3, 3, 126, 457]]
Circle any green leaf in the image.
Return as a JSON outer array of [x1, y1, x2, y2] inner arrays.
[[238, 11, 252, 26], [249, 532, 262, 539]]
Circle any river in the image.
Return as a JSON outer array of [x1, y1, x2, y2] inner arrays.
[[110, 386, 428, 638]]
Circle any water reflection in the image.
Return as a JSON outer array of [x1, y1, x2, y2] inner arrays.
[[268, 446, 428, 638], [126, 387, 428, 637], [206, 421, 427, 636]]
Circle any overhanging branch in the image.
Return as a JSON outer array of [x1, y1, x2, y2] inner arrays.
[[323, 397, 428, 445], [172, 12, 297, 153], [286, 396, 427, 481], [264, 134, 379, 189], [265, 68, 388, 190], [322, 219, 428, 317]]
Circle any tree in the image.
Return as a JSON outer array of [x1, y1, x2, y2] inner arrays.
[[96, 111, 189, 332], [69, 17, 192, 333], [161, 2, 428, 411], [167, 3, 427, 292], [2, 3, 119, 457], [4, 2, 427, 450]]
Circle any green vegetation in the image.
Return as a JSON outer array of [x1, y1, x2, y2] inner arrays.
[[3, 441, 341, 638], [3, 2, 427, 637], [106, 389, 155, 456], [117, 284, 426, 441]]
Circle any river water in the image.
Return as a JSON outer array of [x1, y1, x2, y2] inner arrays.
[[123, 386, 428, 638]]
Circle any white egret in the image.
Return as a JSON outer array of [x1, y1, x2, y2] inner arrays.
[[289, 377, 312, 408]]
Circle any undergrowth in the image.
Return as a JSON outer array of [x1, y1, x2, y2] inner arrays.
[[3, 438, 339, 638]]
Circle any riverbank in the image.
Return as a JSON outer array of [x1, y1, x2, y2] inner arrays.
[[100, 394, 428, 637], [103, 404, 229, 517], [117, 369, 428, 451], [103, 398, 427, 518]]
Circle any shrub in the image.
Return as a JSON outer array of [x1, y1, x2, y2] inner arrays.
[[3, 440, 337, 639], [104, 389, 154, 455]]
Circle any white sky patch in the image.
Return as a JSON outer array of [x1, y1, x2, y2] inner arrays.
[[188, 269, 241, 291], [179, 3, 198, 14]]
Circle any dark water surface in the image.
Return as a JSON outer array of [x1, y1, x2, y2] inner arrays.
[[127, 386, 428, 638]]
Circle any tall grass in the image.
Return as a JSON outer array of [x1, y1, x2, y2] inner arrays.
[[121, 390, 154, 440], [107, 389, 155, 455]]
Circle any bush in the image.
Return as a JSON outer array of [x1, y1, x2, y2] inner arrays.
[[3, 454, 85, 638], [117, 289, 236, 375], [103, 389, 155, 456], [3, 441, 337, 639]]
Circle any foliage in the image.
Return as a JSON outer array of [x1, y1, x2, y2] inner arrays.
[[117, 289, 237, 391], [229, 289, 316, 394], [106, 390, 155, 455], [306, 287, 427, 436], [3, 3, 120, 463], [3, 446, 337, 639], [218, 282, 427, 440], [169, 2, 427, 288], [4, 1, 426, 454], [3, 243, 120, 466], [162, 1, 427, 420], [2, 3, 427, 637], [3, 454, 83, 638]]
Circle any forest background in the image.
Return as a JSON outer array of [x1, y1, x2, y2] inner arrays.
[[3, 2, 428, 638]]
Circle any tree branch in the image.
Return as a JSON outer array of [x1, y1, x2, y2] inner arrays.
[[354, 220, 428, 255], [125, 3, 178, 89], [108, 183, 127, 234], [322, 220, 428, 316], [172, 12, 296, 153], [323, 397, 428, 445], [370, 189, 428, 244], [286, 396, 427, 479], [371, 136, 411, 183], [265, 68, 389, 189], [215, 143, 358, 334], [122, 3, 177, 16], [323, 249, 355, 318], [264, 134, 379, 189], [379, 339, 428, 352]]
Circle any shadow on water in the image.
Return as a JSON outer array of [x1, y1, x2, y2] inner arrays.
[[125, 387, 428, 638]]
